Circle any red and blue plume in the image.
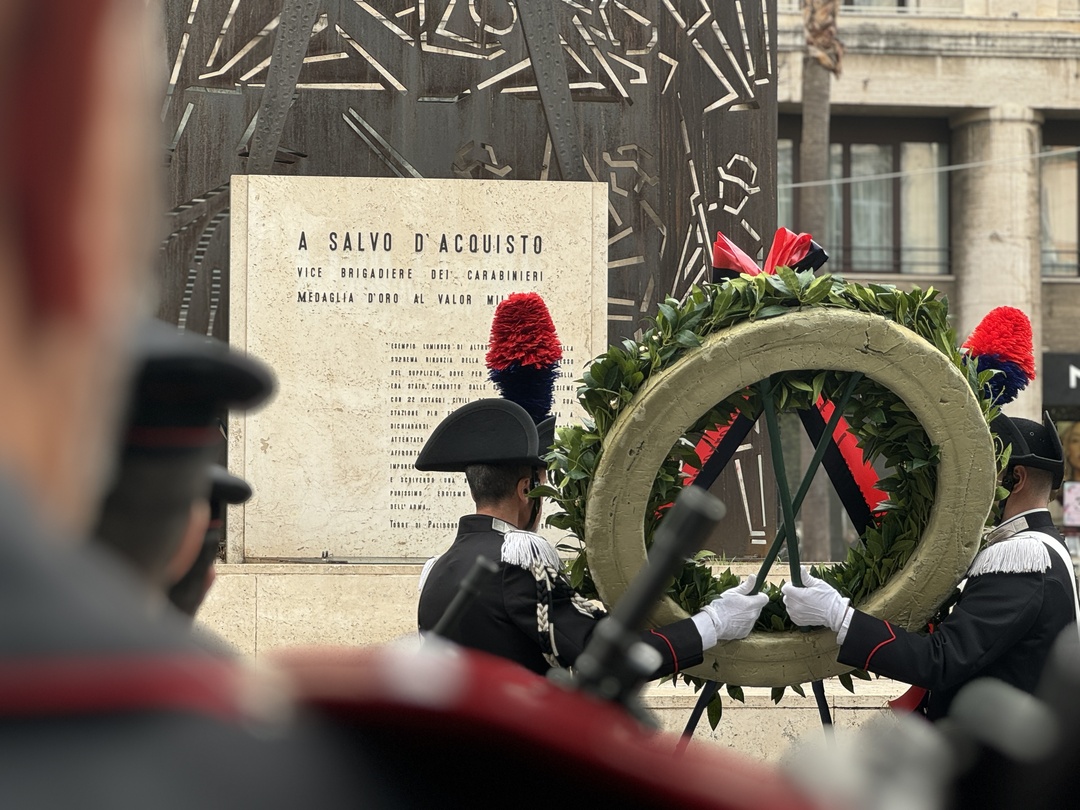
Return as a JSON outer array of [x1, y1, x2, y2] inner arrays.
[[486, 292, 562, 423], [962, 306, 1036, 405]]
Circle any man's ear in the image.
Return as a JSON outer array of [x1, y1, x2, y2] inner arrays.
[[1011, 465, 1030, 494]]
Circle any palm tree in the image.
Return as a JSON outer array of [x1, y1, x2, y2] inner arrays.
[[798, 0, 844, 561], [798, 0, 843, 243]]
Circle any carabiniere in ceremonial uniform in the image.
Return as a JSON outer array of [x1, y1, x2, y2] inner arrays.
[[783, 412, 1080, 720]]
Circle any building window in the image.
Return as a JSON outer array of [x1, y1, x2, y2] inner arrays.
[[901, 143, 950, 274], [1041, 123, 1079, 277], [779, 116, 950, 275]]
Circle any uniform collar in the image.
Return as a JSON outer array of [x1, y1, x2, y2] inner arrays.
[[458, 514, 517, 535], [984, 508, 1055, 546]]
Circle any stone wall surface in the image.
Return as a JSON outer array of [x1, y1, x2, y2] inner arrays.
[[778, 11, 1080, 111], [644, 679, 902, 762]]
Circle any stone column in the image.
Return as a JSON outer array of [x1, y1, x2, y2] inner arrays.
[[950, 105, 1043, 419]]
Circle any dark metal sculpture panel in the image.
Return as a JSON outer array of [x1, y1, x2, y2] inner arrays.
[[159, 1, 777, 344]]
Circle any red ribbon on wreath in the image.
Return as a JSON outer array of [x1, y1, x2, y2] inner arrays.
[[712, 227, 829, 279], [686, 229, 885, 526]]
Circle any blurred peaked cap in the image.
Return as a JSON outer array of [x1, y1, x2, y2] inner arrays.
[[990, 411, 1064, 489], [415, 399, 542, 472], [93, 321, 273, 572], [209, 464, 253, 505], [130, 319, 276, 430]]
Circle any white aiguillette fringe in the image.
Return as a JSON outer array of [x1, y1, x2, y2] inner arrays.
[[500, 530, 562, 573], [969, 533, 1051, 578]]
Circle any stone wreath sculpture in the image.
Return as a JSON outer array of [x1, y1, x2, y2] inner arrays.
[[538, 232, 1031, 716]]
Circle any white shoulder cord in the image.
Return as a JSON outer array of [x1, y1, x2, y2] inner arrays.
[[1038, 536, 1080, 640]]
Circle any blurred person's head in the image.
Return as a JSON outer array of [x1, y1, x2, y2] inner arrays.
[[93, 321, 273, 591], [168, 465, 254, 618], [0, 0, 160, 535]]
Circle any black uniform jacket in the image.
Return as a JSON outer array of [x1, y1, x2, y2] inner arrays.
[[0, 476, 400, 809], [837, 510, 1078, 720], [417, 515, 705, 677]]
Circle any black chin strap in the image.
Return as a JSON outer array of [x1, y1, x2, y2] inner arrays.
[[993, 468, 1018, 526]]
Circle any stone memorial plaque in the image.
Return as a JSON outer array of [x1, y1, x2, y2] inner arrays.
[[230, 175, 607, 561]]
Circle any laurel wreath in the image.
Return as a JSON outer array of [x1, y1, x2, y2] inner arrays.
[[535, 269, 1006, 709]]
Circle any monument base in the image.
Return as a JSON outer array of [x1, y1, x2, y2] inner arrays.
[[197, 562, 422, 658], [644, 679, 899, 761]]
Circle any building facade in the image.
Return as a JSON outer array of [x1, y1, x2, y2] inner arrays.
[[777, 0, 1080, 426]]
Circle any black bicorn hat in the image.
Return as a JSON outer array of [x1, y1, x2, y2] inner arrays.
[[990, 411, 1065, 489], [415, 399, 542, 473], [535, 415, 556, 458]]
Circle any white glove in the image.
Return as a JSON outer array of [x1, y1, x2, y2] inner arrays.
[[781, 567, 850, 636], [692, 575, 769, 648]]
